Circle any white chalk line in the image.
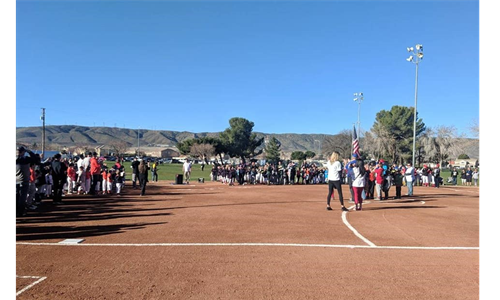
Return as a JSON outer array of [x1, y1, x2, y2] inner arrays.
[[343, 206, 377, 247], [16, 275, 47, 296], [15, 242, 477, 250]]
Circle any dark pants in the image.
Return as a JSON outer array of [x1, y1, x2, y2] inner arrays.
[[368, 180, 375, 198], [53, 178, 64, 202], [139, 174, 147, 196], [327, 180, 344, 206], [383, 187, 390, 200], [396, 186, 402, 198], [16, 182, 29, 216], [90, 174, 100, 195]]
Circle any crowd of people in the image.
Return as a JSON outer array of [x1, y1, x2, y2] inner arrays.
[[16, 145, 479, 217], [15, 148, 153, 217]]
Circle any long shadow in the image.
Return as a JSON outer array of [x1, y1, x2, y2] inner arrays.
[[16, 221, 167, 241], [365, 205, 442, 211], [16, 192, 174, 241]]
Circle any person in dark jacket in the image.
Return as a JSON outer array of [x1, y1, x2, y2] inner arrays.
[[51, 153, 67, 204], [16, 146, 38, 216], [138, 159, 150, 196]]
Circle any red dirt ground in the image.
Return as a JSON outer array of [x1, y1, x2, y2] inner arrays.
[[16, 181, 479, 299]]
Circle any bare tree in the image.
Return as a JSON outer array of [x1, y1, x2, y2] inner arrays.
[[109, 140, 130, 157], [469, 118, 479, 138], [321, 130, 352, 160], [190, 143, 216, 160], [368, 125, 397, 162], [420, 125, 461, 167]]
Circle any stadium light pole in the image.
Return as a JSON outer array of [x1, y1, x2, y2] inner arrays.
[[406, 44, 424, 167], [353, 92, 363, 143], [137, 127, 140, 155]]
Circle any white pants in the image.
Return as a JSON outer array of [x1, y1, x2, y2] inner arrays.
[[115, 183, 122, 194]]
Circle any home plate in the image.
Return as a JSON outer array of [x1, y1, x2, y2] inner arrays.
[[58, 239, 85, 244]]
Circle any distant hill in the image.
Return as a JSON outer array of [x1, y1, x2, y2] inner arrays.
[[15, 125, 329, 154], [16, 125, 479, 159]]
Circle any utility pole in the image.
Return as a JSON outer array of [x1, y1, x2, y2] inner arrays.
[[41, 108, 46, 157]]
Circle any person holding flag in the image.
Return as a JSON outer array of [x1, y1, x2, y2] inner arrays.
[[345, 125, 361, 202], [346, 153, 366, 211]]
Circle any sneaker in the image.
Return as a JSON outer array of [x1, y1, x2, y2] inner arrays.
[[341, 207, 349, 212], [326, 207, 333, 211], [27, 204, 38, 210]]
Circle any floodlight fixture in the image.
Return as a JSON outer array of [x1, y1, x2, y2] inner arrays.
[[405, 43, 425, 168]]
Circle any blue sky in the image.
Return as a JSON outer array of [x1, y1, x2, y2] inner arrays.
[[15, 0, 480, 137]]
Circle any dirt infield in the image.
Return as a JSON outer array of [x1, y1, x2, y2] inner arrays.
[[16, 181, 479, 299]]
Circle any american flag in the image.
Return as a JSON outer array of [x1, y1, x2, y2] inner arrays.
[[352, 125, 360, 156]]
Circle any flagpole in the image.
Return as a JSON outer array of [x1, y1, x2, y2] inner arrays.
[[352, 123, 355, 155], [353, 93, 363, 148]]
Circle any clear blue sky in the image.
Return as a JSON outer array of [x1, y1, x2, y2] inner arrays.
[[15, 0, 480, 137]]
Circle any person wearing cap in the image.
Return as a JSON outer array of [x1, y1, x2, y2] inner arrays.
[[346, 153, 366, 211], [344, 154, 358, 202], [373, 160, 385, 200], [16, 146, 38, 216], [393, 167, 404, 199], [404, 162, 415, 196]]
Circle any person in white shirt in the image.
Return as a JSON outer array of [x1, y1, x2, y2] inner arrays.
[[326, 151, 349, 212], [346, 153, 366, 211], [183, 159, 192, 184], [405, 162, 415, 196]]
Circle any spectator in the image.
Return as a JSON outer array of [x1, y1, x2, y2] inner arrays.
[[138, 159, 150, 196], [131, 157, 140, 189], [16, 146, 38, 216], [51, 153, 67, 204], [183, 159, 192, 184], [404, 162, 415, 197], [472, 168, 479, 186]]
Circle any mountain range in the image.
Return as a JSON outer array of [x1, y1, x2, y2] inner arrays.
[[16, 125, 479, 159]]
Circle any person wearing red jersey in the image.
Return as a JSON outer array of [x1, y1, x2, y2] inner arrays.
[[89, 152, 101, 195]]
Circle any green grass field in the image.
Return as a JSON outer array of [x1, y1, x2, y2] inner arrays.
[[106, 161, 213, 182]]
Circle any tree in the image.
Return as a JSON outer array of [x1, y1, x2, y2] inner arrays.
[[176, 139, 195, 155], [219, 118, 264, 164], [290, 151, 306, 161], [264, 137, 281, 163], [321, 130, 352, 159], [109, 140, 130, 158], [469, 118, 479, 138], [190, 143, 216, 161], [304, 151, 316, 159], [371, 106, 426, 164], [177, 137, 227, 163], [458, 154, 470, 159], [420, 126, 461, 167]]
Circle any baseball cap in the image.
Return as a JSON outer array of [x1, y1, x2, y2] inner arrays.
[[352, 153, 358, 158], [17, 146, 26, 152]]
